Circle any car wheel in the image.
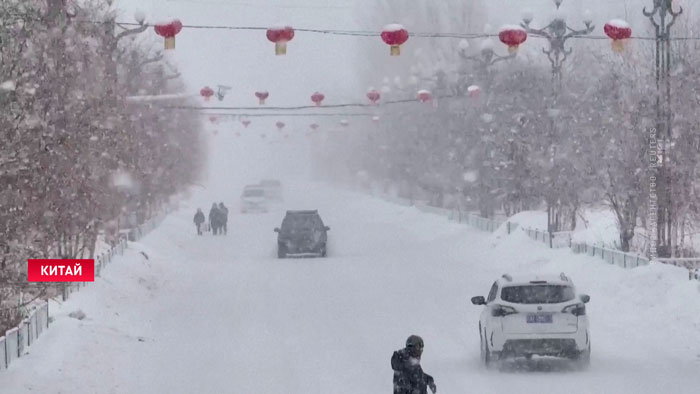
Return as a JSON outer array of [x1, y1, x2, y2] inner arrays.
[[481, 329, 494, 368], [320, 244, 327, 257], [574, 344, 591, 369], [278, 244, 287, 259]]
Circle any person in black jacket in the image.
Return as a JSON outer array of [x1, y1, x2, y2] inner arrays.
[[391, 335, 436, 394], [218, 202, 229, 235], [209, 203, 221, 235], [193, 208, 205, 235]]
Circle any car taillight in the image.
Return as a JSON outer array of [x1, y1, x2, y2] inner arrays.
[[562, 303, 586, 316], [491, 305, 517, 317]]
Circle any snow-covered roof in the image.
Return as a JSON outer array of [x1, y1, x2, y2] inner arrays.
[[499, 24, 526, 33], [500, 274, 573, 287], [606, 19, 630, 29], [383, 23, 406, 32]]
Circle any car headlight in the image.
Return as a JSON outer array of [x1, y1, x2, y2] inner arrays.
[[562, 303, 586, 316]]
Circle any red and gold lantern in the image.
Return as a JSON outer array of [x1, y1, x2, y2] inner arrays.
[[154, 19, 183, 50], [367, 89, 381, 105], [604, 19, 632, 53], [241, 120, 251, 128], [498, 25, 528, 53], [267, 26, 295, 55], [310, 123, 320, 131], [311, 92, 325, 106], [255, 91, 269, 105], [467, 85, 480, 98], [200, 86, 214, 101], [381, 24, 409, 56], [417, 89, 432, 103], [276, 121, 285, 131]]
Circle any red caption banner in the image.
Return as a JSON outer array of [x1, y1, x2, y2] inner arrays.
[[27, 259, 95, 282]]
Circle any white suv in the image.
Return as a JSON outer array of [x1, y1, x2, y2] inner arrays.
[[471, 273, 591, 367]]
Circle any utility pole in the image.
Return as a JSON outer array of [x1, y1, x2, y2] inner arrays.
[[643, 0, 682, 257]]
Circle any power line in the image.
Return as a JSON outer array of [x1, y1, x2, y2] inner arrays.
[[164, 95, 452, 112], [200, 112, 375, 117], [102, 21, 700, 41]]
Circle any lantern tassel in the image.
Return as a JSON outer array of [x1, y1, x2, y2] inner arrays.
[[259, 98, 266, 105], [164, 37, 176, 50], [611, 39, 625, 53], [390, 45, 401, 56], [275, 42, 288, 56], [507, 45, 518, 54]]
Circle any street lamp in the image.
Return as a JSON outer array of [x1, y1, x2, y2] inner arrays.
[[520, 0, 595, 89], [518, 0, 594, 234], [643, 0, 683, 258]]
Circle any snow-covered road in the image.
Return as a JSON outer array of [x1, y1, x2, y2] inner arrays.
[[1, 131, 698, 394]]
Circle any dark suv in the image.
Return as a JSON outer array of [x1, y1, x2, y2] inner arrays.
[[274, 210, 330, 258]]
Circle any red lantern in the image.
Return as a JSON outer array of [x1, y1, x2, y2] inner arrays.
[[467, 85, 480, 98], [381, 24, 409, 56], [311, 92, 325, 106], [255, 91, 269, 105], [604, 19, 632, 53], [276, 121, 285, 131], [310, 123, 319, 130], [367, 89, 381, 105], [209, 115, 217, 123], [200, 86, 214, 101], [340, 119, 349, 127], [154, 19, 183, 50], [241, 120, 251, 128], [267, 26, 295, 55], [498, 25, 527, 53], [417, 89, 432, 103]]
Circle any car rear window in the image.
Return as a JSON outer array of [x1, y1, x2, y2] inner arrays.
[[500, 285, 575, 304]]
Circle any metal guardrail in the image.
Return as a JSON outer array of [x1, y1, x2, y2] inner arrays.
[[571, 242, 650, 269], [0, 208, 174, 373], [523, 227, 573, 249], [372, 191, 698, 280]]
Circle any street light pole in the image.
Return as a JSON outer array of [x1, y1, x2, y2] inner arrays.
[[643, 0, 682, 257], [519, 0, 594, 234]]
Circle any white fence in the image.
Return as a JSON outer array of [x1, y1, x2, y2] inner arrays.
[[523, 227, 573, 249], [0, 208, 171, 373], [372, 191, 698, 280]]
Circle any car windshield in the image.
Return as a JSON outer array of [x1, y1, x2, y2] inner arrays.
[[244, 189, 264, 197], [501, 285, 575, 304]]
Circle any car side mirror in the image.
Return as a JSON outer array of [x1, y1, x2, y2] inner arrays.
[[274, 228, 280, 233], [325, 226, 330, 231], [471, 296, 486, 305], [579, 294, 590, 304]]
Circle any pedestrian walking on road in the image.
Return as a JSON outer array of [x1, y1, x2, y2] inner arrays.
[[193, 208, 205, 235], [391, 335, 436, 394], [209, 203, 221, 235], [219, 202, 229, 235]]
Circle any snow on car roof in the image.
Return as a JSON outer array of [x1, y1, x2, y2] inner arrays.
[[500, 273, 573, 287]]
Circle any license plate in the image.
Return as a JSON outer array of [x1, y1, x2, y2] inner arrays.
[[527, 314, 552, 324]]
